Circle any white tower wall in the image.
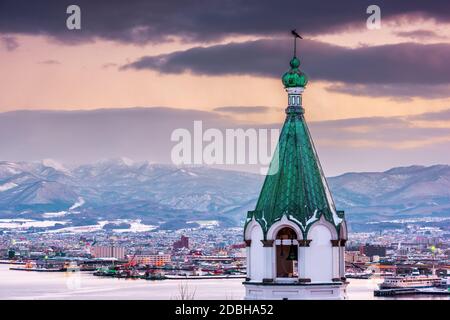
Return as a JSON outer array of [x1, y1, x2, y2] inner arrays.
[[306, 224, 333, 283], [249, 225, 264, 282]]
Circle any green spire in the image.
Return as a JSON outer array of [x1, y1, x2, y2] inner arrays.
[[246, 45, 344, 239], [246, 110, 343, 238]]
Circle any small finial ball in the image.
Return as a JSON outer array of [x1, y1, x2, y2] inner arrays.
[[290, 57, 300, 68]]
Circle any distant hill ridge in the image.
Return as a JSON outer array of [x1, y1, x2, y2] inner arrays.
[[0, 159, 449, 228]]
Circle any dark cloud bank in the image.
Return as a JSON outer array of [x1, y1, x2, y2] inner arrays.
[[1, 0, 449, 43], [122, 39, 450, 99], [2, 1, 450, 99]]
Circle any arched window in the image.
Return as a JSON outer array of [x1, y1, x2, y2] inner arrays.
[[275, 227, 298, 278]]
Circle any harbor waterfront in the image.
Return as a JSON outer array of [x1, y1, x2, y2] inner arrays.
[[0, 265, 447, 300]]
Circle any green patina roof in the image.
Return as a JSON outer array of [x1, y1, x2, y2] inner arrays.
[[246, 107, 344, 238], [282, 56, 308, 88]]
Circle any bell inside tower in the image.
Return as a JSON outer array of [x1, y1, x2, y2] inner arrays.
[[275, 227, 298, 278]]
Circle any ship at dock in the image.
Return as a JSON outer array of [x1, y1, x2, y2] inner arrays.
[[9, 260, 81, 272], [379, 268, 442, 289], [379, 274, 442, 289]]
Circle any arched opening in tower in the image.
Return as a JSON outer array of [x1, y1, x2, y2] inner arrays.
[[275, 227, 298, 278]]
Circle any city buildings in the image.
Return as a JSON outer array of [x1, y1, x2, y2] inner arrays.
[[173, 235, 189, 250], [91, 246, 125, 259], [0, 214, 448, 282], [361, 244, 387, 258], [134, 253, 171, 266]]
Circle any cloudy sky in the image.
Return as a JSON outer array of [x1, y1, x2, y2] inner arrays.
[[1, 0, 450, 175]]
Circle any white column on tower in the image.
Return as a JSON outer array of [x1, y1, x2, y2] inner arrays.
[[339, 240, 347, 278], [245, 240, 251, 279], [298, 245, 307, 279], [261, 240, 274, 281], [298, 239, 312, 282], [331, 240, 340, 280]]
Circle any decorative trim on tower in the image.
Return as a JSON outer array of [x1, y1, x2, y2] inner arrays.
[[261, 240, 274, 247], [330, 240, 340, 247], [286, 87, 304, 114], [298, 240, 311, 247]]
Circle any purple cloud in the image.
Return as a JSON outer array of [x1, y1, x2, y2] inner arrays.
[[0, 0, 449, 44], [122, 39, 450, 98], [1, 36, 19, 51]]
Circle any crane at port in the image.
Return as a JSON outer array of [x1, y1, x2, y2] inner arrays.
[[123, 249, 140, 269]]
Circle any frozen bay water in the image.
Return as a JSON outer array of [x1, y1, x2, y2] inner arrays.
[[0, 265, 446, 300]]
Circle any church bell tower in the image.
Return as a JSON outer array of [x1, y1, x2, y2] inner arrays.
[[243, 33, 348, 300]]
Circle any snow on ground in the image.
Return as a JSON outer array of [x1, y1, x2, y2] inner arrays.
[[188, 220, 219, 227], [0, 219, 67, 229], [46, 221, 109, 234], [0, 216, 157, 233], [42, 211, 69, 218], [109, 220, 157, 233], [69, 197, 85, 210], [120, 157, 135, 166], [180, 169, 199, 177], [0, 182, 17, 192], [47, 219, 156, 234], [42, 159, 71, 174], [41, 198, 85, 218]]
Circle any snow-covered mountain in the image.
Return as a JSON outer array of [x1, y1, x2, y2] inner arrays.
[[328, 165, 450, 222], [0, 159, 263, 228], [0, 160, 449, 229]]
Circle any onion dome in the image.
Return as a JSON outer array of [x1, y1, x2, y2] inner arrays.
[[282, 56, 308, 88]]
